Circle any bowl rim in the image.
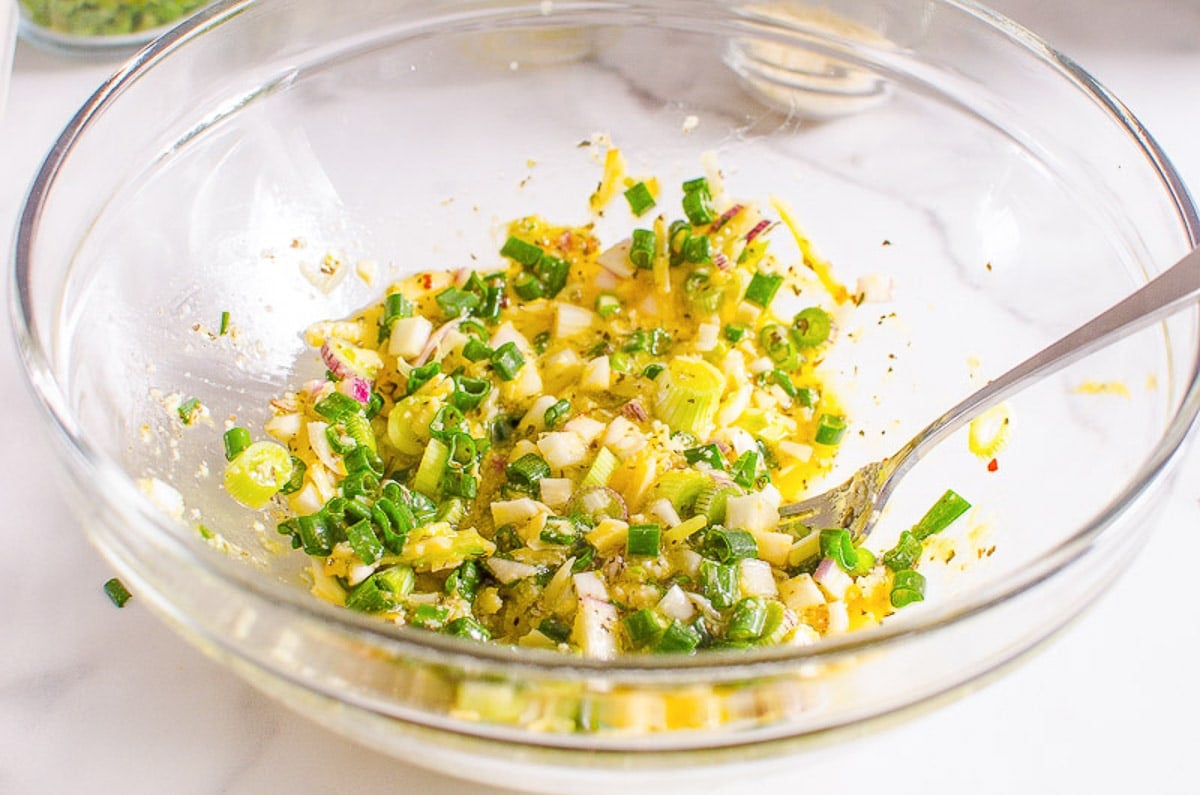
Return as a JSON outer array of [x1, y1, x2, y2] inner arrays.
[[10, 0, 1200, 678]]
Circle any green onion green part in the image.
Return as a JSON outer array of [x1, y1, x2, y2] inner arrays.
[[103, 577, 132, 608]]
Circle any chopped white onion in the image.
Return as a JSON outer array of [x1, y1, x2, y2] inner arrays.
[[563, 415, 606, 444], [597, 240, 635, 278], [486, 557, 540, 585], [813, 558, 854, 601], [738, 558, 779, 598], [657, 585, 696, 622], [491, 497, 543, 526], [539, 477, 574, 508], [538, 431, 590, 469], [648, 498, 682, 528], [555, 303, 596, 338]]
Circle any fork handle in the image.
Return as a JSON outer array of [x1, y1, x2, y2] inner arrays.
[[909, 245, 1200, 461]]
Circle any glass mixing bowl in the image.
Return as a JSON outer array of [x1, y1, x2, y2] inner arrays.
[[12, 0, 1200, 790]]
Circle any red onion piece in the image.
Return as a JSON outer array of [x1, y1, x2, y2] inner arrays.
[[745, 219, 772, 242], [711, 203, 744, 231], [345, 376, 372, 405]]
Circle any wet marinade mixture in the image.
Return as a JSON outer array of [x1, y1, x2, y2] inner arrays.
[[222, 151, 970, 657]]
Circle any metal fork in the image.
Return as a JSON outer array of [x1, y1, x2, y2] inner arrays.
[[779, 246, 1200, 538]]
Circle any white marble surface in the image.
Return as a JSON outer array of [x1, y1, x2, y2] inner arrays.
[[2, 2, 1199, 793]]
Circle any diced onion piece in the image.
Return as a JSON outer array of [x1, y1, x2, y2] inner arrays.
[[602, 416, 647, 460], [750, 530, 794, 567], [813, 558, 854, 601], [855, 273, 894, 303], [564, 415, 606, 444], [486, 557, 540, 585], [597, 240, 636, 278], [539, 477, 574, 508], [306, 421, 342, 473], [585, 518, 629, 554], [491, 497, 544, 526], [265, 412, 302, 442], [825, 600, 850, 634], [555, 303, 596, 338], [777, 441, 814, 462], [505, 359, 543, 401], [580, 356, 611, 391], [388, 316, 434, 359], [489, 322, 533, 356], [648, 498, 682, 528], [322, 338, 383, 380], [693, 322, 720, 352], [779, 573, 826, 611], [538, 431, 590, 469], [738, 558, 778, 598], [521, 395, 560, 432], [724, 492, 780, 534], [543, 348, 583, 379], [572, 571, 618, 660], [657, 584, 696, 623]]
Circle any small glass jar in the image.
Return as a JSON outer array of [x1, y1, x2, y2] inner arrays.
[[17, 0, 213, 54]]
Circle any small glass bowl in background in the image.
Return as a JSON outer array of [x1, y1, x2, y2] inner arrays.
[[17, 0, 212, 54]]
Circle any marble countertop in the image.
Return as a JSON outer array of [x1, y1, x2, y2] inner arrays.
[[2, 2, 1198, 793]]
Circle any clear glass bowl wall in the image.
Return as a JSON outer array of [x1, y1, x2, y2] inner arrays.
[[13, 0, 1199, 787]]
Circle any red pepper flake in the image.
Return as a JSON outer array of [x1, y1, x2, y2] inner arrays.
[[744, 219, 772, 242], [987, 458, 999, 472], [711, 203, 744, 232], [620, 400, 648, 422], [421, 272, 433, 289]]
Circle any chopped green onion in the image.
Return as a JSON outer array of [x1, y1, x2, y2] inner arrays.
[[406, 361, 442, 395], [463, 338, 493, 362], [429, 405, 466, 440], [313, 391, 361, 421], [450, 375, 492, 411], [771, 369, 798, 398], [441, 469, 479, 499], [223, 426, 252, 461], [445, 559, 481, 601], [490, 341, 525, 381], [723, 323, 749, 343], [540, 516, 579, 546], [759, 324, 799, 369], [535, 255, 570, 298], [480, 286, 504, 322], [346, 519, 384, 565], [701, 527, 758, 563], [218, 311, 231, 336], [580, 447, 619, 488], [643, 363, 665, 380], [890, 568, 926, 607], [378, 292, 414, 341], [445, 616, 491, 642], [501, 235, 543, 267], [623, 181, 656, 216], [654, 620, 703, 653], [668, 220, 692, 264], [681, 179, 715, 225], [279, 456, 306, 495], [745, 271, 784, 308], [177, 397, 201, 425], [345, 564, 414, 613], [490, 413, 519, 444], [512, 271, 545, 301], [814, 413, 847, 445], [820, 528, 859, 573], [630, 228, 656, 269], [682, 234, 711, 264], [912, 489, 972, 540], [412, 437, 450, 498], [595, 293, 621, 319], [883, 530, 923, 571], [796, 387, 818, 408], [103, 577, 132, 608], [224, 441, 294, 509], [533, 331, 551, 355], [544, 398, 571, 428], [412, 603, 450, 630], [626, 524, 662, 557], [538, 617, 572, 643], [435, 286, 482, 318], [791, 306, 833, 348], [850, 546, 877, 577], [683, 444, 725, 470], [699, 559, 739, 609], [727, 597, 768, 641], [730, 450, 764, 489], [506, 453, 552, 489], [623, 608, 670, 648], [609, 351, 633, 372]]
